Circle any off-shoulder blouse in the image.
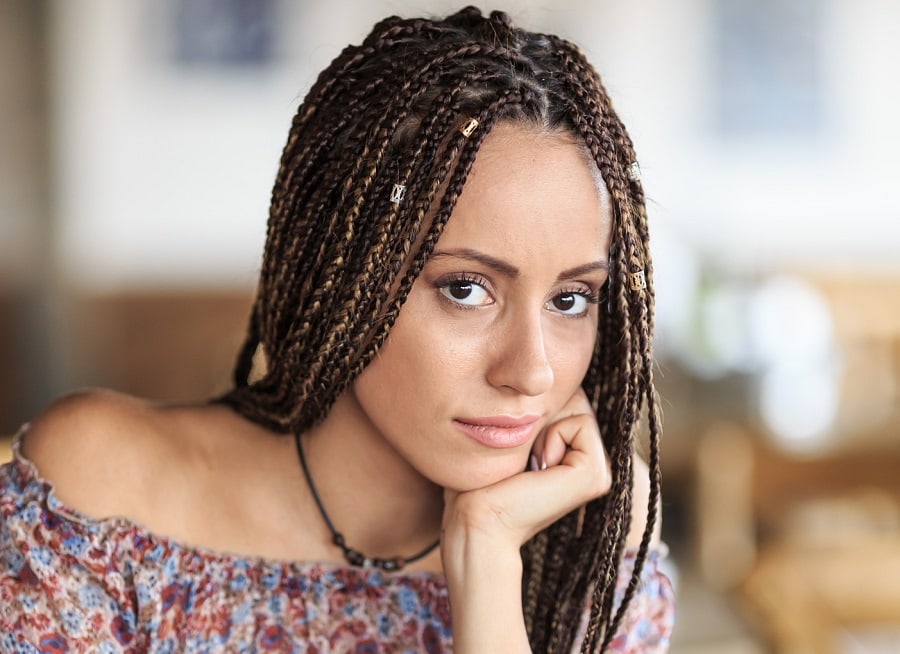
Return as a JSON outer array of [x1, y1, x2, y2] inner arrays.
[[0, 431, 674, 652]]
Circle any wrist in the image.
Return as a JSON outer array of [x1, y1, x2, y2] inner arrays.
[[442, 518, 523, 574], [442, 528, 530, 654]]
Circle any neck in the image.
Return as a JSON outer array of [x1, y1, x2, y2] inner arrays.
[[298, 392, 444, 568]]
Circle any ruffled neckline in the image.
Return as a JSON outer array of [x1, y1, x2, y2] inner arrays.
[[4, 425, 660, 583], [5, 425, 448, 585]]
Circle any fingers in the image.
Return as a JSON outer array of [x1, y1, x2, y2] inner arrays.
[[539, 412, 611, 496], [496, 391, 611, 540], [530, 386, 591, 468], [531, 386, 605, 473], [451, 387, 611, 548], [483, 428, 608, 543]]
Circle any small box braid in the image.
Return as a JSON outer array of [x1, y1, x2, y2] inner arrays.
[[219, 7, 661, 653]]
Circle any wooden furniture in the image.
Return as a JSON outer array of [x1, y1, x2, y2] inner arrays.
[[742, 537, 900, 654], [696, 424, 900, 654]]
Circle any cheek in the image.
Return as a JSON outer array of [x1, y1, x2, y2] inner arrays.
[[354, 300, 472, 407], [549, 318, 598, 380]]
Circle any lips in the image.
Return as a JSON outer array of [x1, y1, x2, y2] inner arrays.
[[453, 415, 539, 449]]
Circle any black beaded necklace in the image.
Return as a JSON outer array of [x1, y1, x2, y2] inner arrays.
[[294, 434, 441, 572]]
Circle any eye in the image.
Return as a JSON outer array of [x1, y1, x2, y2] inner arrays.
[[545, 290, 597, 317], [437, 276, 493, 308]]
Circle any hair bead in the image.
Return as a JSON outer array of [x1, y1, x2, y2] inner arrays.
[[389, 184, 406, 204], [630, 270, 647, 291], [458, 116, 480, 137], [627, 161, 641, 182]]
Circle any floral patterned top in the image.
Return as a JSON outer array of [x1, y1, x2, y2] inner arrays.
[[0, 432, 674, 652]]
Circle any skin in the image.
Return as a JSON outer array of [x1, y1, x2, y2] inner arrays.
[[21, 123, 654, 652], [336, 123, 611, 490], [310, 123, 615, 651]]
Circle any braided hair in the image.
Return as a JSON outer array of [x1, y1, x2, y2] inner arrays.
[[221, 7, 660, 652]]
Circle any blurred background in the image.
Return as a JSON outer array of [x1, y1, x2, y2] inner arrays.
[[1, 0, 898, 651]]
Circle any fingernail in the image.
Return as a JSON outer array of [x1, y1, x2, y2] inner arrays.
[[529, 454, 539, 471], [540, 456, 547, 470]]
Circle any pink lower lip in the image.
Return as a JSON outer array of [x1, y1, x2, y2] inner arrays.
[[453, 418, 538, 449]]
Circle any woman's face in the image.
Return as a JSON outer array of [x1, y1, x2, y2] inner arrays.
[[351, 123, 613, 492]]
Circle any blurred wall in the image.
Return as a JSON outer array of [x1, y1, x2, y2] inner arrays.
[[0, 0, 60, 424], [1, 0, 897, 503], [5, 0, 894, 437], [38, 0, 900, 294]]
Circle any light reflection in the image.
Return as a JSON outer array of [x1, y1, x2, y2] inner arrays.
[[749, 275, 841, 449]]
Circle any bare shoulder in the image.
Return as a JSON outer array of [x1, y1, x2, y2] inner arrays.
[[21, 389, 300, 556], [626, 454, 663, 550], [24, 388, 160, 468], [22, 389, 180, 519]]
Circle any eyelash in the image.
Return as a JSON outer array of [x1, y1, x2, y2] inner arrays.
[[433, 274, 602, 317], [434, 273, 492, 310], [551, 286, 602, 317]]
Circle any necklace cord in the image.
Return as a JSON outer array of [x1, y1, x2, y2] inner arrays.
[[294, 433, 440, 571]]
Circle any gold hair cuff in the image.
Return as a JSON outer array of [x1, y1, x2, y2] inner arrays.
[[459, 117, 479, 138], [630, 270, 647, 291]]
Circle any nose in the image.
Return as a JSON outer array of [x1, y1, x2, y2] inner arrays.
[[485, 312, 554, 396]]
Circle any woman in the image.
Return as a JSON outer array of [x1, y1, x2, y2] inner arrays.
[[1, 7, 673, 653]]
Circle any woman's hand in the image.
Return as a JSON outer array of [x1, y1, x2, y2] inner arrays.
[[441, 387, 612, 654], [443, 387, 611, 552]]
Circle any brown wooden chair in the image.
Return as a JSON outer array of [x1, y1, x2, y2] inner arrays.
[[696, 422, 900, 654]]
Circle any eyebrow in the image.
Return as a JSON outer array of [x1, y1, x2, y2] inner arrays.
[[429, 248, 609, 282]]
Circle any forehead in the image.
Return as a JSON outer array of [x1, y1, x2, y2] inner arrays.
[[436, 124, 612, 256]]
